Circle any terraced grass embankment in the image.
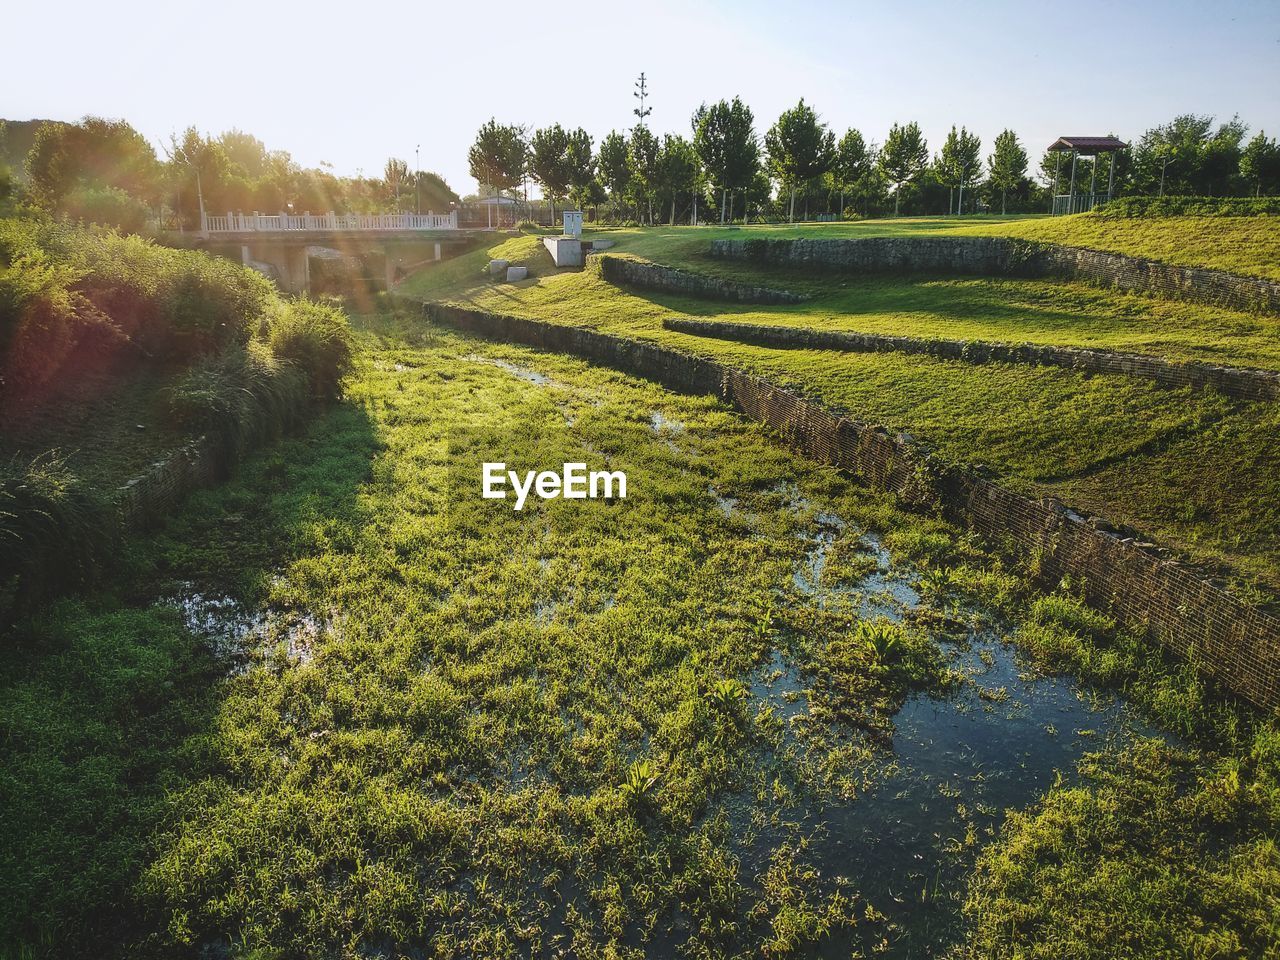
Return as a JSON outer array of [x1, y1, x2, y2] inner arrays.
[[398, 234, 1280, 594]]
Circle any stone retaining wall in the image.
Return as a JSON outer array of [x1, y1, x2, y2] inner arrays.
[[710, 237, 1280, 314], [420, 300, 1280, 712], [663, 317, 1280, 401], [597, 254, 804, 304], [116, 437, 225, 531]]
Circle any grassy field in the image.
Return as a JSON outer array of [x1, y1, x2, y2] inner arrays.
[[398, 235, 1280, 594], [570, 212, 1280, 282], [4, 312, 1274, 959], [956, 215, 1280, 282], [0, 366, 187, 487]]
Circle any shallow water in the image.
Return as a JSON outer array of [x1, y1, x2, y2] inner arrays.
[[720, 495, 1170, 957], [751, 584, 1165, 957], [465, 354, 555, 386], [165, 583, 331, 672]]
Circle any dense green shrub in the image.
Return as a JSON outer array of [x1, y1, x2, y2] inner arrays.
[[1096, 195, 1280, 217], [61, 184, 149, 234], [0, 217, 276, 401], [168, 342, 308, 456], [264, 299, 354, 399], [0, 453, 115, 618]]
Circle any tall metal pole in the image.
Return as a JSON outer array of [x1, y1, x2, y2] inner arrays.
[[1068, 150, 1078, 213], [196, 167, 207, 236], [415, 144, 421, 215], [1051, 152, 1061, 213]]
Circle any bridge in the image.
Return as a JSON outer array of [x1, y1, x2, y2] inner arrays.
[[200, 210, 459, 235], [193, 210, 479, 294]]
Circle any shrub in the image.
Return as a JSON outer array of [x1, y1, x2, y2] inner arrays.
[[168, 342, 307, 456], [265, 299, 354, 399], [0, 452, 114, 619], [514, 219, 542, 232], [1096, 196, 1280, 217], [61, 184, 149, 234], [0, 217, 277, 402]]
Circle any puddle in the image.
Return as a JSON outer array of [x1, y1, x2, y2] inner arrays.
[[648, 411, 685, 434], [708, 486, 743, 517], [735, 609, 1169, 957], [165, 584, 332, 672], [465, 354, 555, 386]]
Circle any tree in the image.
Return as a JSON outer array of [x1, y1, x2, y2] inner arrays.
[[937, 125, 982, 214], [529, 124, 572, 222], [692, 97, 759, 223], [468, 119, 527, 225], [765, 100, 835, 222], [383, 157, 410, 210], [1240, 132, 1280, 196], [26, 116, 161, 210], [879, 122, 928, 216], [219, 129, 272, 178], [987, 130, 1028, 214], [413, 171, 459, 212], [565, 128, 597, 211], [832, 128, 870, 217], [656, 134, 700, 225], [1132, 114, 1247, 196], [627, 125, 661, 224], [599, 131, 631, 218]]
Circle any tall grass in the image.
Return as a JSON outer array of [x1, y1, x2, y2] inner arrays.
[[0, 452, 114, 617], [0, 214, 355, 619]]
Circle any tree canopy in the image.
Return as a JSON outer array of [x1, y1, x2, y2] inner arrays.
[[765, 99, 836, 222]]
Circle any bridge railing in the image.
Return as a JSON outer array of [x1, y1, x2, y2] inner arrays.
[[201, 210, 459, 233]]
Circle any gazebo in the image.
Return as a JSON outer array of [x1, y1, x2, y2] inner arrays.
[[1047, 136, 1128, 214]]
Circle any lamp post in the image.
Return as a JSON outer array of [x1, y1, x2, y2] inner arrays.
[[415, 144, 421, 215]]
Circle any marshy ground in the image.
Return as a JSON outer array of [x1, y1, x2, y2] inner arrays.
[[4, 312, 1276, 959]]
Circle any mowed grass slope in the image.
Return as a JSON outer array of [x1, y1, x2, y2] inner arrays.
[[955, 214, 1280, 282], [398, 233, 1280, 593], [573, 212, 1280, 281]]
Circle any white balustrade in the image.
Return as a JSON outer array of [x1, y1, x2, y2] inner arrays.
[[200, 209, 459, 233]]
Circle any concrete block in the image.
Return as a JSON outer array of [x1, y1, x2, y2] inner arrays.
[[505, 265, 528, 281], [543, 236, 583, 267], [590, 239, 616, 250], [488, 259, 509, 277]]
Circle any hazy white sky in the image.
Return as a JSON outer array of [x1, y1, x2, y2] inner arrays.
[[5, 0, 1278, 195]]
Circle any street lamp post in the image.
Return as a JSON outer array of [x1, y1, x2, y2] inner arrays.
[[415, 144, 421, 215]]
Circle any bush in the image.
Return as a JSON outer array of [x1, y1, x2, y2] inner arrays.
[[1096, 196, 1280, 217], [61, 184, 149, 233], [168, 342, 307, 456], [0, 452, 114, 619], [0, 217, 277, 402], [265, 299, 354, 399]]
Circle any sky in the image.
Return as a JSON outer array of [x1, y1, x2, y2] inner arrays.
[[4, 0, 1279, 197]]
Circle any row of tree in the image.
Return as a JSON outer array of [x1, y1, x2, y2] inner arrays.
[[0, 118, 462, 232], [470, 102, 1280, 224]]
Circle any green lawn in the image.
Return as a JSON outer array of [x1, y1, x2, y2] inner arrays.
[[955, 214, 1280, 282], [573, 212, 1280, 281], [398, 237, 1280, 593]]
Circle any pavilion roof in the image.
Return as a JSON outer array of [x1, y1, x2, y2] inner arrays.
[[1047, 136, 1128, 153]]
